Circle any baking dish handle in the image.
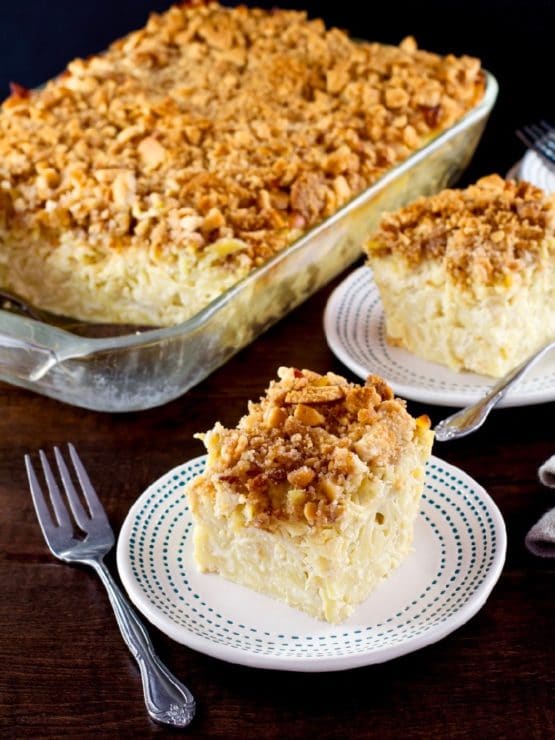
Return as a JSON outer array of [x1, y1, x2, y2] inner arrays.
[[0, 330, 66, 381]]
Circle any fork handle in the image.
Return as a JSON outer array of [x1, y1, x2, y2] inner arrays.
[[89, 559, 196, 728], [434, 339, 555, 441]]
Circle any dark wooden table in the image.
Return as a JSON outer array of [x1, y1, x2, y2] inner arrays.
[[0, 266, 554, 739]]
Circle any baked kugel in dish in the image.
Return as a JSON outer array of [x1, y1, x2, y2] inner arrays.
[[0, 2, 484, 325]]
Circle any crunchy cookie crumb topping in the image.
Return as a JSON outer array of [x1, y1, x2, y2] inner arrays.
[[367, 175, 555, 284], [0, 2, 483, 272], [195, 367, 430, 529]]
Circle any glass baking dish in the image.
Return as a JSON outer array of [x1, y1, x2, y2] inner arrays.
[[0, 72, 497, 412]]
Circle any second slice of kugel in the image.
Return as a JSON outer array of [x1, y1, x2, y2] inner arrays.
[[366, 175, 555, 377]]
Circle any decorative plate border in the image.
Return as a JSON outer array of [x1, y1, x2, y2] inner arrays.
[[116, 455, 506, 672], [324, 266, 555, 407]]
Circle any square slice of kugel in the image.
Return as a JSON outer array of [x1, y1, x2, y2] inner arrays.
[[186, 368, 433, 623]]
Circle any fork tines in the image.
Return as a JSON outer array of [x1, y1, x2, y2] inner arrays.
[[25, 444, 112, 556], [516, 119, 555, 165]]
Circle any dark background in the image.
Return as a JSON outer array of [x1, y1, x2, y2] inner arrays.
[[1, 0, 554, 182]]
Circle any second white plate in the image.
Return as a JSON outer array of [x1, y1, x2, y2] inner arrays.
[[324, 266, 555, 407], [116, 454, 506, 672]]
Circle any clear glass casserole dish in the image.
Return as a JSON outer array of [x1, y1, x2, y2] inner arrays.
[[0, 72, 497, 412]]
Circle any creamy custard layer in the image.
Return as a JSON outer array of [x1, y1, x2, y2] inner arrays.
[[371, 252, 555, 377], [190, 445, 427, 623]]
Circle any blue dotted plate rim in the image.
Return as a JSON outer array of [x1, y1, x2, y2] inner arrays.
[[324, 266, 555, 408], [116, 455, 507, 672]]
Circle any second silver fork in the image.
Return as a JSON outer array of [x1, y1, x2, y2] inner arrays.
[[25, 444, 196, 728], [516, 119, 555, 165], [434, 338, 555, 441]]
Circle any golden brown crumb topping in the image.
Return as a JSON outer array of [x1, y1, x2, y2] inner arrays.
[[195, 367, 431, 529], [0, 2, 483, 270], [367, 175, 555, 284]]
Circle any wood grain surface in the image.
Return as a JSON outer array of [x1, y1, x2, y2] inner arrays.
[[0, 271, 554, 739]]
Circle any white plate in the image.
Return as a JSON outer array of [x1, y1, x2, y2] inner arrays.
[[519, 148, 555, 192], [324, 266, 555, 407], [116, 454, 506, 672]]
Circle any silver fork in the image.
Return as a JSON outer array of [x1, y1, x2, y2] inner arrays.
[[434, 338, 555, 441], [516, 120, 555, 166], [24, 444, 196, 728]]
